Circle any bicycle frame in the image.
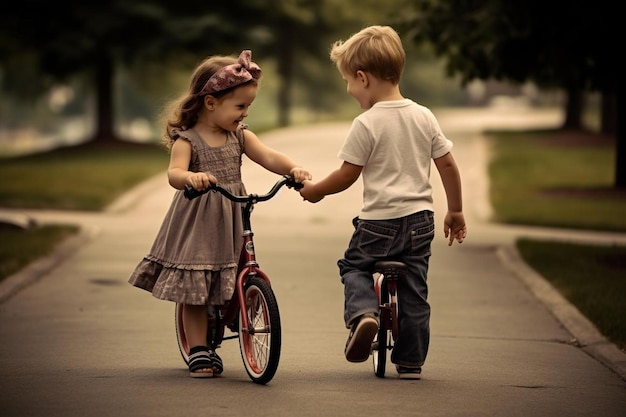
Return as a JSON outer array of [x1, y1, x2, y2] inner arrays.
[[372, 260, 407, 378], [184, 175, 299, 338], [376, 273, 399, 340], [205, 207, 269, 346], [232, 199, 271, 337], [177, 175, 301, 384]]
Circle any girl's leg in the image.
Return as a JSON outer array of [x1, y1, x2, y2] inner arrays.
[[182, 304, 208, 348], [182, 304, 212, 377]]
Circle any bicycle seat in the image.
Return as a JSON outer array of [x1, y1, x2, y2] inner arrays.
[[374, 261, 407, 280]]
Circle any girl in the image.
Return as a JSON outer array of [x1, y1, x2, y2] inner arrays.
[[128, 50, 311, 378]]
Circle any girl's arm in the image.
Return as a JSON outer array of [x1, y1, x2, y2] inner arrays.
[[242, 130, 311, 182], [167, 139, 217, 190], [433, 152, 467, 245]]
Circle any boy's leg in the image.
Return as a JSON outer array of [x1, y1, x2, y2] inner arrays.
[[391, 211, 434, 369], [342, 271, 379, 327], [392, 265, 430, 367], [341, 271, 379, 362], [338, 217, 398, 362], [338, 217, 396, 327]]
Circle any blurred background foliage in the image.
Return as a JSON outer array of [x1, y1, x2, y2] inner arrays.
[[0, 0, 621, 186], [0, 0, 465, 145]]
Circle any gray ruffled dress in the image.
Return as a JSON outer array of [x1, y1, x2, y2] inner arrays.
[[128, 125, 247, 305]]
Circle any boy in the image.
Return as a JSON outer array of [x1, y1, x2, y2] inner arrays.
[[299, 25, 467, 379]]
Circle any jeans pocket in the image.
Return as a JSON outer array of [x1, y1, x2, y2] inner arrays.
[[409, 214, 435, 256], [356, 221, 396, 257]]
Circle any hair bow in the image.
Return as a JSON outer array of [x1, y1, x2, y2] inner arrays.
[[199, 50, 261, 95]]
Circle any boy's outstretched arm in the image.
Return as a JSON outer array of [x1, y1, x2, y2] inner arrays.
[[299, 161, 362, 203], [433, 152, 467, 246]]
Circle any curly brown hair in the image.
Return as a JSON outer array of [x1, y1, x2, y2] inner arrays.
[[160, 55, 259, 151]]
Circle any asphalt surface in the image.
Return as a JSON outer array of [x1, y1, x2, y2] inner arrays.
[[1, 108, 625, 417]]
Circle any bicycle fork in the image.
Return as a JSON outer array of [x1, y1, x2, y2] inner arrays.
[[236, 225, 271, 335]]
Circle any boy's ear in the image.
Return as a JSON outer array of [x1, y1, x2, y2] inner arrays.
[[356, 70, 369, 87]]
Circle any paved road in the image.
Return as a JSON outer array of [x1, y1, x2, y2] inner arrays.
[[1, 108, 625, 417]]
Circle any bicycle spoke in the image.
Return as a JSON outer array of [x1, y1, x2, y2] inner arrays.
[[239, 277, 281, 384]]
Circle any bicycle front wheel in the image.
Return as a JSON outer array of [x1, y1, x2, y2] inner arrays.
[[238, 276, 281, 384]]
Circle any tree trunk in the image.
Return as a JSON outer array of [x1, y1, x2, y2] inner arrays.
[[616, 86, 626, 188], [562, 87, 584, 130], [275, 23, 294, 127], [601, 91, 617, 136], [93, 53, 115, 141]]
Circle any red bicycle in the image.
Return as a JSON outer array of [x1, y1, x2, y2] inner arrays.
[[371, 260, 407, 378], [175, 175, 301, 384]]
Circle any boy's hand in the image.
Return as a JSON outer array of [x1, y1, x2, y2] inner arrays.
[[299, 180, 325, 203], [443, 211, 467, 246]]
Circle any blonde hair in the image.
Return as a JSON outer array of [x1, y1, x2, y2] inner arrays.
[[329, 25, 405, 85]]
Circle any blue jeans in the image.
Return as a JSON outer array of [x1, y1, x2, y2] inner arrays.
[[337, 211, 435, 367]]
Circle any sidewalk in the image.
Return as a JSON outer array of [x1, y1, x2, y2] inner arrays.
[[1, 108, 625, 417]]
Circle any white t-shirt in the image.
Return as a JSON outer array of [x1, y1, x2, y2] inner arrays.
[[337, 99, 452, 220]]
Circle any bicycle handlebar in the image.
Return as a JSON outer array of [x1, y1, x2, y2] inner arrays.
[[183, 174, 303, 202]]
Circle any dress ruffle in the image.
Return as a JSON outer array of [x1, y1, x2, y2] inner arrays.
[[128, 257, 237, 305]]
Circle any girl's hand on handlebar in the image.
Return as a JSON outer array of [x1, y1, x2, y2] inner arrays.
[[186, 172, 217, 191], [289, 166, 312, 184]]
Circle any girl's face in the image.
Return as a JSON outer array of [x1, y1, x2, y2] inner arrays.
[[211, 83, 258, 132]]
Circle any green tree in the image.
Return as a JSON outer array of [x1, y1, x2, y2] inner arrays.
[[0, 1, 263, 142], [399, 0, 624, 187], [1, 0, 417, 142], [248, 0, 389, 127]]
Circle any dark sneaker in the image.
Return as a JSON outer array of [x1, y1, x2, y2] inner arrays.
[[396, 365, 422, 380], [345, 313, 378, 362]]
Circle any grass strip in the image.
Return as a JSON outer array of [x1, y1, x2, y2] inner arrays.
[[516, 238, 626, 351], [0, 140, 169, 210], [0, 224, 79, 281]]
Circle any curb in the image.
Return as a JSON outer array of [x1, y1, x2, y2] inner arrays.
[[105, 172, 167, 214], [0, 172, 165, 304], [0, 225, 100, 304], [497, 244, 626, 381]]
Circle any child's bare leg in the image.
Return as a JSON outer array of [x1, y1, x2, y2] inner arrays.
[[183, 304, 212, 377]]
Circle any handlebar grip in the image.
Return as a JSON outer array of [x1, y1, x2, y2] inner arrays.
[[183, 185, 204, 200], [284, 175, 304, 190]]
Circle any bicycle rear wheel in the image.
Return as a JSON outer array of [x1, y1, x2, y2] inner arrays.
[[238, 276, 281, 384], [175, 303, 190, 364], [373, 284, 390, 378]]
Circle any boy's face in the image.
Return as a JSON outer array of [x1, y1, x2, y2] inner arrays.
[[339, 67, 371, 110]]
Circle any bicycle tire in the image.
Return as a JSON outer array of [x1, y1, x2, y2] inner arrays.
[[174, 303, 190, 365], [373, 286, 389, 378], [238, 276, 281, 384]]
